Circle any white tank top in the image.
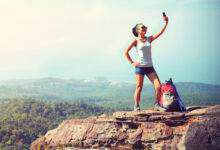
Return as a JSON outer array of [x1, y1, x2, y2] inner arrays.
[[135, 36, 153, 67]]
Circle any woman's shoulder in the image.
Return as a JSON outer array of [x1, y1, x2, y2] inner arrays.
[[146, 35, 153, 43], [132, 38, 138, 46]]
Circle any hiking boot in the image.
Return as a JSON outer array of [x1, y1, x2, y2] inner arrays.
[[134, 105, 141, 111]]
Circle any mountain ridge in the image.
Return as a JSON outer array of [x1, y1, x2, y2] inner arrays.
[[0, 77, 220, 86], [0, 78, 219, 110]]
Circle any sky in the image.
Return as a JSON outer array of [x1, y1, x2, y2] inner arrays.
[[0, 0, 220, 84]]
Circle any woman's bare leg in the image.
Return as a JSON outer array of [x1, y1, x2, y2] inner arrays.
[[146, 72, 161, 103], [134, 74, 144, 106]]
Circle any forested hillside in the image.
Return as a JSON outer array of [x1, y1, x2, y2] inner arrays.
[[0, 99, 113, 149], [0, 78, 219, 149], [0, 78, 219, 109]]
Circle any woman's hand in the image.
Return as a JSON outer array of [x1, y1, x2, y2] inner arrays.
[[163, 16, 169, 24], [132, 61, 140, 67]]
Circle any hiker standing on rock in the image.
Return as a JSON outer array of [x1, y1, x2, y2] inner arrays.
[[124, 13, 169, 111]]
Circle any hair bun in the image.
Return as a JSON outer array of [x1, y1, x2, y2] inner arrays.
[[132, 26, 138, 37]]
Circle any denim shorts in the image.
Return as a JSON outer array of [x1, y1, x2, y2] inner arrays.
[[135, 66, 156, 76]]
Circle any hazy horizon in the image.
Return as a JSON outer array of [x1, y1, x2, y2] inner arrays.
[[0, 0, 220, 85], [0, 76, 220, 86]]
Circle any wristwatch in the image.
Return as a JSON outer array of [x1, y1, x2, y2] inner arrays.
[[130, 61, 134, 64]]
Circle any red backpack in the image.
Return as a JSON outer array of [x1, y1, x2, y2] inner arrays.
[[159, 78, 186, 112]]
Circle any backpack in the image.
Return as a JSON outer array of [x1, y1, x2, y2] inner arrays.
[[158, 78, 186, 112]]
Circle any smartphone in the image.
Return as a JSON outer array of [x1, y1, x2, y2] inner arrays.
[[162, 12, 166, 17]]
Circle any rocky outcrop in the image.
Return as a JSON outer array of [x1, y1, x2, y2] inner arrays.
[[31, 105, 220, 150]]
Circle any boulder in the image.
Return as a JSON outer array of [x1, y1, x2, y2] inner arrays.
[[31, 105, 220, 150]]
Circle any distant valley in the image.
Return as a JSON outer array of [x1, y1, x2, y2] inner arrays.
[[0, 77, 219, 109]]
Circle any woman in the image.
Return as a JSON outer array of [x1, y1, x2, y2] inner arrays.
[[124, 14, 169, 111]]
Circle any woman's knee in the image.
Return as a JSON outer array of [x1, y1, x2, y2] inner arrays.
[[154, 82, 161, 91], [136, 84, 143, 91]]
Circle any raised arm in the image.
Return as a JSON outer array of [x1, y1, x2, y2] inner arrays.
[[150, 16, 169, 43], [123, 39, 140, 67]]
